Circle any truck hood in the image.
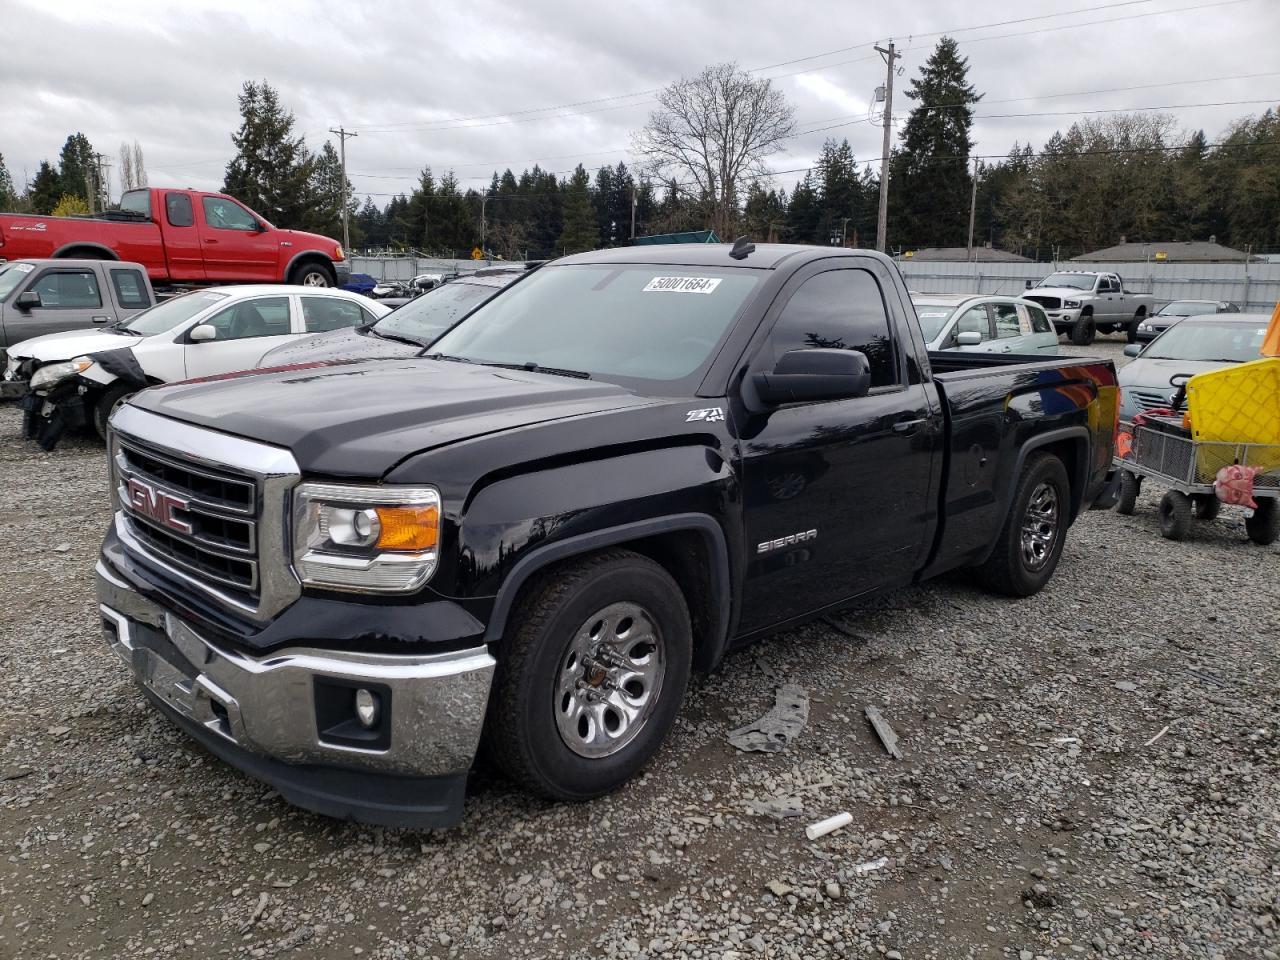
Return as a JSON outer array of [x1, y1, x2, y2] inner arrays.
[[1026, 287, 1093, 299], [5, 327, 140, 363], [1119, 357, 1232, 388], [130, 358, 656, 477], [255, 326, 416, 367]]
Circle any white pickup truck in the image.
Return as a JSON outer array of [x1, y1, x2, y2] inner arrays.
[[1022, 271, 1157, 346]]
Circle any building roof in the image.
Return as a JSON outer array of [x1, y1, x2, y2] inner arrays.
[[902, 247, 1032, 262], [1072, 241, 1258, 263]]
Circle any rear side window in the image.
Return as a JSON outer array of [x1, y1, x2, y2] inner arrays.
[[110, 268, 151, 309], [301, 297, 370, 333], [1023, 303, 1052, 333], [30, 270, 102, 309], [770, 269, 898, 388], [992, 303, 1021, 339], [166, 193, 194, 228], [201, 297, 292, 340]]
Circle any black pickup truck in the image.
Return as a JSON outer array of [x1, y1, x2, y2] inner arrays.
[[95, 243, 1118, 827]]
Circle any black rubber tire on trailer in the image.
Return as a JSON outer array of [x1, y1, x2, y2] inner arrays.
[[1127, 311, 1145, 344], [1245, 500, 1279, 546], [1115, 470, 1140, 515], [973, 453, 1071, 597], [483, 549, 692, 801], [1070, 314, 1096, 346], [92, 384, 139, 441], [1191, 494, 1221, 521], [289, 262, 335, 288], [1158, 491, 1193, 541]]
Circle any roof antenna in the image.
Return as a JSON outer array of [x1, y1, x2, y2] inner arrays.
[[729, 235, 756, 260]]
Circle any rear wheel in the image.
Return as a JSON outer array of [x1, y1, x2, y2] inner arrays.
[[93, 384, 138, 441], [484, 549, 692, 800], [974, 453, 1070, 597], [1158, 491, 1192, 540], [1191, 494, 1221, 521], [1116, 470, 1140, 515], [1070, 314, 1096, 346], [1245, 500, 1279, 545], [290, 262, 335, 287]]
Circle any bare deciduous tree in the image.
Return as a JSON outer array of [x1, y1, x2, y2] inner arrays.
[[634, 62, 795, 239], [118, 141, 148, 193]]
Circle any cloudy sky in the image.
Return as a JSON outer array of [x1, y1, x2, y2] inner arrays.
[[5, 0, 1278, 206]]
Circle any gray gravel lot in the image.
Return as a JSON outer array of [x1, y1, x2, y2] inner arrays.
[[1, 338, 1278, 960]]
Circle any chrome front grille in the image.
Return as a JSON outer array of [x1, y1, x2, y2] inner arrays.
[[108, 405, 302, 622]]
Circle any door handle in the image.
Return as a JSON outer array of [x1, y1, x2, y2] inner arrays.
[[91, 315, 110, 323], [204, 238, 218, 244], [893, 417, 927, 434]]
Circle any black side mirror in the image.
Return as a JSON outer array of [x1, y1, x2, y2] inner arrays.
[[15, 291, 41, 311], [752, 348, 872, 406], [1024, 280, 1033, 289]]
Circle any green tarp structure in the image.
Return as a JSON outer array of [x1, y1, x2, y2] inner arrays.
[[632, 230, 721, 245]]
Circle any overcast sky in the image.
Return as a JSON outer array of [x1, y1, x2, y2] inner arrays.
[[5, 0, 1278, 207]]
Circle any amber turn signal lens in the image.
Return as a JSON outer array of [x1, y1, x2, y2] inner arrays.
[[373, 505, 439, 551]]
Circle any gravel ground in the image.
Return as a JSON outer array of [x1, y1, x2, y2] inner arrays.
[[1, 337, 1278, 960]]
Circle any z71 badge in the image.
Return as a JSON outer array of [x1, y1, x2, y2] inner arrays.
[[685, 407, 725, 423]]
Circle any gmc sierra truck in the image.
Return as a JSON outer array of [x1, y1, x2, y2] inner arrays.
[[0, 188, 348, 289], [1023, 270, 1156, 346], [95, 242, 1119, 828]]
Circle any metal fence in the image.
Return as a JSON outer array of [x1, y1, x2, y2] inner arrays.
[[896, 260, 1280, 312], [349, 256, 496, 281]]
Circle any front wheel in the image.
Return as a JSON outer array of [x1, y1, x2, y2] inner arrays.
[[1070, 315, 1096, 346], [484, 549, 692, 801], [290, 262, 335, 287], [1158, 491, 1192, 540], [974, 453, 1070, 596], [93, 384, 138, 440], [1127, 312, 1145, 344], [1116, 470, 1140, 515], [1246, 500, 1279, 545]]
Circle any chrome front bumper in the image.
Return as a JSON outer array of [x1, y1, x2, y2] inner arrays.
[[96, 558, 495, 820]]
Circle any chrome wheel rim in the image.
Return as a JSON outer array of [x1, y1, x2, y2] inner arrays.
[[555, 601, 665, 759], [301, 272, 329, 287], [1020, 481, 1060, 570]]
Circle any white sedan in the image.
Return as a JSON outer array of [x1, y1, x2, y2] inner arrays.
[[6, 285, 389, 441], [912, 294, 1059, 355]]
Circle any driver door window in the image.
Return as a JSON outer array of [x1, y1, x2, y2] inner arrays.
[[952, 305, 992, 346], [30, 270, 102, 309], [184, 296, 297, 380], [201, 297, 292, 340]]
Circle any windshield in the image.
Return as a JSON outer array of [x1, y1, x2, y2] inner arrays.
[[429, 263, 763, 387], [124, 291, 229, 335], [0, 262, 35, 301], [1144, 322, 1267, 362], [912, 303, 957, 341], [375, 281, 502, 343], [1156, 301, 1213, 317], [1037, 273, 1095, 291]]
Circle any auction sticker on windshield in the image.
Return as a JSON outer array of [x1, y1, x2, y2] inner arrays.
[[643, 276, 722, 294]]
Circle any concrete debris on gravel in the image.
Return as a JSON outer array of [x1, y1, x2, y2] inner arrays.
[[727, 682, 810, 753], [865, 704, 904, 759], [2, 341, 1279, 959]]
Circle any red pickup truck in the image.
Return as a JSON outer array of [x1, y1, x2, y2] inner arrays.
[[0, 188, 349, 289]]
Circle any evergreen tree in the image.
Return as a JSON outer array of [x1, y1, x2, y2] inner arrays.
[[306, 141, 356, 240], [0, 153, 16, 211], [29, 161, 62, 214], [355, 197, 386, 250], [558, 165, 598, 253], [892, 37, 982, 248], [58, 133, 96, 206], [223, 80, 314, 229], [384, 194, 413, 248], [815, 139, 863, 245], [405, 167, 436, 250], [786, 172, 822, 244], [743, 183, 787, 242], [432, 172, 476, 255]]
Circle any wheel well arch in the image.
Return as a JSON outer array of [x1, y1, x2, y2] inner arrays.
[[284, 251, 336, 283], [1079, 305, 1093, 316], [52, 242, 118, 260], [1134, 305, 1147, 317], [483, 515, 732, 672]]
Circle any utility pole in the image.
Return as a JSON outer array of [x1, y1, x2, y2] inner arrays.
[[873, 41, 899, 253], [328, 127, 358, 250], [966, 158, 981, 261], [480, 195, 490, 254], [630, 186, 637, 241], [96, 154, 112, 210], [84, 168, 95, 215]]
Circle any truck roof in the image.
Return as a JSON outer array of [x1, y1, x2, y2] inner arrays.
[[2, 257, 149, 271], [555, 243, 890, 270]]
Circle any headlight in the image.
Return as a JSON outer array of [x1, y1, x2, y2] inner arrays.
[[1063, 300, 1081, 309], [334, 244, 345, 261], [29, 356, 93, 389], [292, 483, 440, 593]]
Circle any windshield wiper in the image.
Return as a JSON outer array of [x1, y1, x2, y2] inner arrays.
[[369, 329, 428, 348], [106, 322, 143, 336], [422, 351, 474, 362], [482, 360, 591, 380]]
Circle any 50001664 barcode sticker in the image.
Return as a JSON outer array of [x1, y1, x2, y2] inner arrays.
[[643, 276, 722, 294]]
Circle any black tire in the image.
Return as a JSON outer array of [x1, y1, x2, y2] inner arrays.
[[1070, 314, 1096, 346], [1245, 500, 1279, 546], [1191, 494, 1221, 521], [1116, 470, 1140, 515], [289, 262, 335, 288], [93, 384, 138, 441], [484, 549, 692, 801], [974, 453, 1071, 597], [1158, 491, 1192, 541], [1127, 311, 1145, 344]]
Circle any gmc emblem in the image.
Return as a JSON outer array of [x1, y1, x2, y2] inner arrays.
[[126, 477, 192, 535]]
